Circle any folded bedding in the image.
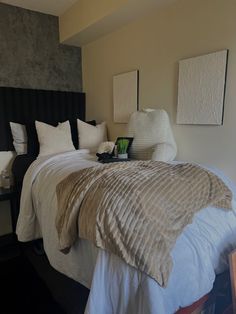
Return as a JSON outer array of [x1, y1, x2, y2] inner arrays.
[[16, 150, 236, 314], [56, 160, 232, 287]]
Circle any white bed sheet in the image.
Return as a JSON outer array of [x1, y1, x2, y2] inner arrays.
[[16, 150, 236, 314]]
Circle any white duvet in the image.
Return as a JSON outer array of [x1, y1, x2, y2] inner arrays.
[[16, 150, 236, 314]]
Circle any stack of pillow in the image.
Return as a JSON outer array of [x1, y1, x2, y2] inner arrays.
[[10, 119, 107, 157]]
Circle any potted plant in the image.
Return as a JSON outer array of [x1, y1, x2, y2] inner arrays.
[[117, 138, 130, 159]]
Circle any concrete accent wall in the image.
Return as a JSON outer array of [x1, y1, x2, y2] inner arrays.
[[0, 3, 82, 91]]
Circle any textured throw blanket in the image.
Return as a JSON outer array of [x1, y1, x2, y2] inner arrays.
[[56, 161, 232, 287]]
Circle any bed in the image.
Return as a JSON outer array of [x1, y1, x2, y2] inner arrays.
[[1, 87, 236, 314]]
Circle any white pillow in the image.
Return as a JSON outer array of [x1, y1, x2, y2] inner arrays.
[[127, 109, 177, 161], [10, 122, 27, 155], [36, 120, 75, 157], [77, 119, 107, 153]]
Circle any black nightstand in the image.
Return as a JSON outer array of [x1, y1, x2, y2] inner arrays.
[[0, 187, 14, 201], [0, 187, 21, 259], [0, 187, 15, 234]]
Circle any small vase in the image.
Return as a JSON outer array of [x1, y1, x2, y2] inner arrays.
[[118, 153, 128, 159]]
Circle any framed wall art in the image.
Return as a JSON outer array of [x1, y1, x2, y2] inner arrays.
[[113, 70, 139, 123], [176, 50, 228, 125]]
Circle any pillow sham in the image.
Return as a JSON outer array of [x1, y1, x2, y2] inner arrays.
[[27, 119, 97, 156], [10, 122, 27, 155], [36, 120, 75, 157], [77, 119, 107, 153]]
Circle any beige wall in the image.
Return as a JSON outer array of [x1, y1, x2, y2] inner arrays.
[[82, 0, 236, 183]]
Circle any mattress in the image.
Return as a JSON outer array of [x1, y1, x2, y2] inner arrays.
[[16, 150, 236, 314]]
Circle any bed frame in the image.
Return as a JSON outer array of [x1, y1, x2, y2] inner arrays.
[[0, 86, 85, 151], [0, 86, 86, 231]]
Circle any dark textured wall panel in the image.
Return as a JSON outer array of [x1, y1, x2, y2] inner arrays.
[[0, 87, 85, 151], [0, 3, 82, 91]]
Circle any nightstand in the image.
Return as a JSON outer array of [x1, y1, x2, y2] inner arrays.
[[0, 187, 21, 259], [0, 187, 15, 233]]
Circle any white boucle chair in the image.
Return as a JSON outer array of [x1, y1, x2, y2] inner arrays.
[[127, 109, 177, 161]]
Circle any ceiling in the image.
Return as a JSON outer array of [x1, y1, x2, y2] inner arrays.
[[61, 0, 177, 46], [1, 0, 79, 16]]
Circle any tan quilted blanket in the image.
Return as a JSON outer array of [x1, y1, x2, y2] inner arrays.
[[56, 161, 232, 287]]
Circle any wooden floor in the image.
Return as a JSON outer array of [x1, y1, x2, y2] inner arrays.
[[0, 247, 65, 313], [0, 236, 232, 314], [23, 241, 89, 314], [0, 238, 88, 314]]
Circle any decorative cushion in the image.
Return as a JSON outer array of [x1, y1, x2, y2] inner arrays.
[[77, 119, 107, 153], [27, 120, 96, 156], [36, 120, 75, 157], [70, 119, 96, 150], [10, 122, 27, 155], [127, 109, 177, 161]]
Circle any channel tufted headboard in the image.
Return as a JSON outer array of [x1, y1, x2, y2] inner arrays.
[[0, 86, 85, 151]]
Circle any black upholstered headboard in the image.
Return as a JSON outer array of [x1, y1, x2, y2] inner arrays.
[[0, 86, 85, 151]]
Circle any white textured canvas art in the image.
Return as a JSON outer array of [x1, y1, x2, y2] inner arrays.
[[113, 70, 138, 123], [176, 50, 228, 125]]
